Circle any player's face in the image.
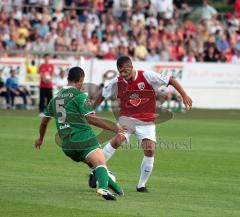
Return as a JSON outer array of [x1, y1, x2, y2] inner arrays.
[[118, 63, 134, 81]]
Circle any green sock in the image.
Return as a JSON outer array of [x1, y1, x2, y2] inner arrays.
[[108, 175, 122, 194], [95, 165, 108, 190]]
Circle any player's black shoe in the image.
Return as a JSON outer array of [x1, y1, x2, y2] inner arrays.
[[88, 171, 97, 188], [97, 189, 117, 201], [115, 190, 124, 196], [136, 186, 149, 193]]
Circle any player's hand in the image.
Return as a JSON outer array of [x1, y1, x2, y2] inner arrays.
[[115, 125, 127, 134], [182, 95, 192, 110], [35, 137, 43, 149]]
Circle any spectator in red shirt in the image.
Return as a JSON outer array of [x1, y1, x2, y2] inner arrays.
[[104, 47, 117, 60], [234, 0, 240, 17], [38, 54, 54, 113]]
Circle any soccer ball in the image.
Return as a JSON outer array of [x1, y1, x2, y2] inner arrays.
[[44, 74, 51, 83]]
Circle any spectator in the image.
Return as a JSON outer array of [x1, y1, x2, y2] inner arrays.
[[182, 50, 196, 62], [113, 0, 133, 19], [155, 0, 174, 20], [131, 8, 146, 26], [0, 0, 239, 63], [146, 13, 158, 28], [134, 39, 148, 60], [201, 0, 217, 21], [204, 46, 218, 62], [55, 69, 68, 90], [160, 48, 170, 61], [234, 0, 240, 17], [26, 58, 38, 82], [216, 33, 230, 53], [104, 46, 117, 60], [231, 50, 240, 63], [0, 70, 7, 106], [32, 36, 45, 51], [34, 19, 50, 38], [38, 54, 54, 113], [6, 69, 28, 109], [146, 48, 160, 62]]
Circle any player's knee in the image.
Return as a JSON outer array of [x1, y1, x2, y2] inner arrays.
[[142, 139, 155, 157], [144, 149, 154, 157]]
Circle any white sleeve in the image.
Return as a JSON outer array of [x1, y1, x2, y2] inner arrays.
[[143, 70, 171, 91], [102, 78, 118, 99]]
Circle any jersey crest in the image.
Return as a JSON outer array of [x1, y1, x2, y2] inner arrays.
[[137, 82, 145, 90], [129, 93, 141, 107], [127, 93, 150, 107]]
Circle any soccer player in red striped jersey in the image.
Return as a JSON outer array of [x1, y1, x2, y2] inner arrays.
[[92, 56, 192, 192]]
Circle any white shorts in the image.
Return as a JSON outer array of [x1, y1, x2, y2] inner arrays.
[[118, 116, 156, 143]]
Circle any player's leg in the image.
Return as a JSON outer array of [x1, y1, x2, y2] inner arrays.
[[135, 124, 156, 192], [102, 116, 133, 161], [102, 133, 127, 161], [62, 138, 121, 200], [5, 90, 11, 109], [89, 133, 127, 188], [18, 89, 27, 107], [85, 148, 117, 200], [89, 116, 132, 189], [137, 139, 155, 192], [87, 150, 124, 195]]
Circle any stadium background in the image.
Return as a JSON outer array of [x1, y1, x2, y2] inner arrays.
[[0, 0, 240, 217]]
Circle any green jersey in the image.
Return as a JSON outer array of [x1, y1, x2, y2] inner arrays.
[[44, 86, 98, 148]]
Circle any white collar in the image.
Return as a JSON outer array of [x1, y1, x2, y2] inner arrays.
[[63, 85, 76, 89]]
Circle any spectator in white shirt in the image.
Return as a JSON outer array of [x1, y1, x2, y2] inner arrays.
[[155, 0, 174, 20], [55, 69, 68, 90], [201, 0, 217, 21]]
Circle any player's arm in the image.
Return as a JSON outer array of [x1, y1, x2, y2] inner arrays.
[[85, 113, 124, 134], [93, 92, 105, 110], [144, 70, 192, 110], [93, 79, 117, 110], [169, 77, 192, 110], [35, 117, 51, 149], [35, 100, 53, 149]]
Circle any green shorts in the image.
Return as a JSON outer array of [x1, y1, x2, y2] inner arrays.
[[62, 144, 100, 162], [61, 135, 100, 162]]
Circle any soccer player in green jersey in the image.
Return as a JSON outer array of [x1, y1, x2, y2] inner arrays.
[[34, 66, 124, 200]]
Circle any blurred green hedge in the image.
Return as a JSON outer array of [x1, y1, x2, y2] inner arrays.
[[186, 0, 233, 12]]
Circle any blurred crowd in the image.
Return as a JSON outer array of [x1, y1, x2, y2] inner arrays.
[[0, 0, 240, 63]]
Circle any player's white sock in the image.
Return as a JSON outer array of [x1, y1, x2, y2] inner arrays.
[[103, 143, 116, 161], [137, 156, 154, 188]]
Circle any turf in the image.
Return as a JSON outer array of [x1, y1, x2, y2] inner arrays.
[[0, 109, 239, 217]]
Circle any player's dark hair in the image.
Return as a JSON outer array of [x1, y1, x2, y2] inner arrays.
[[116, 56, 132, 69], [43, 54, 50, 58], [67, 67, 85, 83]]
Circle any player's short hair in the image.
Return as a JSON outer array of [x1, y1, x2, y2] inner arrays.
[[43, 54, 50, 58], [116, 56, 132, 69], [67, 67, 85, 83]]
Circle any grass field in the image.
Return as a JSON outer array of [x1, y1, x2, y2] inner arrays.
[[0, 109, 240, 217]]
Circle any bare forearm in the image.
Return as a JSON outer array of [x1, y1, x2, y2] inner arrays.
[[39, 118, 50, 141], [169, 77, 192, 110], [93, 93, 105, 109], [169, 77, 187, 97], [86, 114, 118, 133]]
